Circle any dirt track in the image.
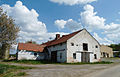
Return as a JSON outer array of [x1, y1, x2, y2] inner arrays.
[[3, 62, 117, 77]]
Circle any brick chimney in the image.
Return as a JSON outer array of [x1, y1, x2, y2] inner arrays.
[[55, 34, 60, 40]]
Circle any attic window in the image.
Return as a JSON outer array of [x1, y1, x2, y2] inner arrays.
[[83, 43, 88, 51], [71, 43, 74, 46]]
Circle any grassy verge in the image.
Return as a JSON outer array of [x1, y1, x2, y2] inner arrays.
[[0, 63, 32, 77], [3, 60, 113, 65]]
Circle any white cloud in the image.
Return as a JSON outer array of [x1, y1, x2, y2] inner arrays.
[[93, 32, 114, 45], [50, 0, 97, 6], [80, 4, 120, 44], [55, 19, 82, 31], [80, 4, 106, 31], [55, 20, 67, 29], [1, 1, 67, 44], [54, 4, 120, 44]]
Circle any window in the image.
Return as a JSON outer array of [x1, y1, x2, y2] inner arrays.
[[94, 54, 97, 59], [95, 45, 98, 48], [73, 53, 76, 59], [83, 43, 88, 51], [60, 43, 62, 46], [71, 43, 74, 46], [60, 53, 62, 59], [34, 53, 37, 56]]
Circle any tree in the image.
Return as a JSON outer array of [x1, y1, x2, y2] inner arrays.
[[0, 8, 20, 59]]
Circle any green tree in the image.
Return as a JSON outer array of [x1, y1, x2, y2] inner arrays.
[[0, 8, 20, 59]]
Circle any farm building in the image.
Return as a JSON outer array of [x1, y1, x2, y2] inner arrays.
[[17, 43, 46, 60], [17, 29, 101, 63], [100, 45, 113, 58]]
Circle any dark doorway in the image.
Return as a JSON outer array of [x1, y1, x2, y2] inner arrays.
[[83, 43, 88, 51], [51, 51, 57, 62], [81, 52, 90, 62]]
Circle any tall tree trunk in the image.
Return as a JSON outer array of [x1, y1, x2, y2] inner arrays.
[[1, 44, 10, 60]]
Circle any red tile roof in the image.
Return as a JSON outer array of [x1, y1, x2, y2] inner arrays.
[[42, 29, 83, 46], [18, 43, 46, 52]]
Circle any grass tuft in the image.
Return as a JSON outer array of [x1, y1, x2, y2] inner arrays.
[[0, 63, 32, 77]]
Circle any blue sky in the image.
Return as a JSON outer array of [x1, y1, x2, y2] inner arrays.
[[0, 0, 120, 46]]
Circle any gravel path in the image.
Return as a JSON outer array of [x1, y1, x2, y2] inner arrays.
[[85, 63, 120, 77], [3, 63, 116, 77], [1, 61, 119, 77]]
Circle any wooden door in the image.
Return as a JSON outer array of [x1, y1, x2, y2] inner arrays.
[[51, 51, 57, 62], [81, 52, 90, 62]]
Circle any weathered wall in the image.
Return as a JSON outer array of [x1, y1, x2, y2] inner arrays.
[[47, 42, 67, 62], [17, 50, 44, 60], [67, 29, 101, 63], [101, 45, 113, 57]]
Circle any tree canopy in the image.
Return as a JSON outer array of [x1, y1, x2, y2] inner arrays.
[[0, 7, 20, 59], [109, 43, 120, 51]]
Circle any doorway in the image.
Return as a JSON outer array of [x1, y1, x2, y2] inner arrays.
[[51, 51, 57, 62], [81, 52, 90, 62]]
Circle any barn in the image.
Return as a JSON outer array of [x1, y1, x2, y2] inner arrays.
[[17, 29, 101, 63]]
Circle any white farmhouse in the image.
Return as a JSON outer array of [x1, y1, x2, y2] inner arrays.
[[17, 43, 45, 60], [42, 29, 101, 63]]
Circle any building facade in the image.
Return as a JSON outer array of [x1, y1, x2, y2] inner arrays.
[[101, 45, 113, 58], [43, 29, 101, 63], [17, 43, 45, 60], [17, 29, 101, 63]]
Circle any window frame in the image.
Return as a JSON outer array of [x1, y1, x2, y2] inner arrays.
[[71, 43, 74, 46], [60, 53, 62, 59], [94, 54, 97, 59], [83, 43, 88, 51], [73, 53, 76, 59]]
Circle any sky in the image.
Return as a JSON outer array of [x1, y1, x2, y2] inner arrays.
[[0, 0, 120, 47]]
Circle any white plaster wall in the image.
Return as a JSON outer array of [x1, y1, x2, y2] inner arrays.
[[17, 50, 44, 60], [76, 53, 81, 62], [47, 42, 67, 62], [67, 29, 101, 63]]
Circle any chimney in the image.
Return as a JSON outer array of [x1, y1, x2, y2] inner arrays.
[[55, 34, 60, 40]]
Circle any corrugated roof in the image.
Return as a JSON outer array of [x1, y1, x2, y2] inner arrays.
[[42, 29, 83, 46], [18, 43, 46, 52]]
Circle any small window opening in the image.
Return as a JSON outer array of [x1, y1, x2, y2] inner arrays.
[[34, 53, 37, 56], [83, 43, 88, 51], [94, 54, 97, 59], [73, 53, 76, 59], [96, 45, 98, 48], [60, 53, 62, 59], [71, 43, 74, 46]]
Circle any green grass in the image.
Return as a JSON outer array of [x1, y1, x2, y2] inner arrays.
[[3, 60, 113, 65], [0, 63, 32, 77]]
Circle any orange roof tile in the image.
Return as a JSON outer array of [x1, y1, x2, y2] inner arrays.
[[18, 43, 46, 52]]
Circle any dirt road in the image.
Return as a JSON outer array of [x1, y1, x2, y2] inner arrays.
[[5, 63, 116, 77], [1, 62, 119, 77], [85, 63, 120, 77]]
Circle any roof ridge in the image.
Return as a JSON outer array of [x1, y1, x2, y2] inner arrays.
[[41, 29, 83, 46]]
